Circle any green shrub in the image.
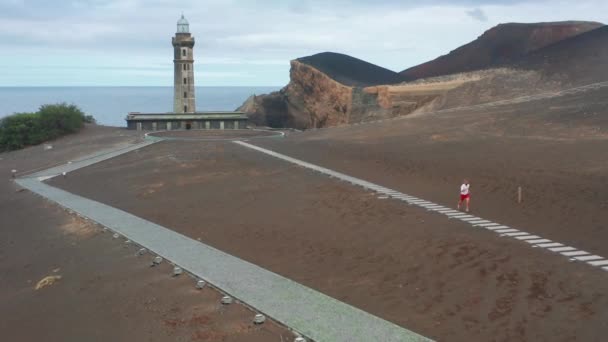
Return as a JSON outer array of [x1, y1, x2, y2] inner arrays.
[[0, 103, 93, 151], [84, 115, 96, 124]]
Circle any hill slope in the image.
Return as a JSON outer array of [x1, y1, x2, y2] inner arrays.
[[297, 52, 406, 87], [517, 25, 608, 85], [401, 21, 603, 80]]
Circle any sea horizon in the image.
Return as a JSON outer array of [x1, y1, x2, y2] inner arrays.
[[0, 86, 279, 127]]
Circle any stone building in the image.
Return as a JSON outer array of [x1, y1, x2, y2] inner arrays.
[[126, 15, 248, 131], [173, 14, 196, 113]]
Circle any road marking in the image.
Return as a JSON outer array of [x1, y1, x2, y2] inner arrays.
[[516, 235, 541, 240], [574, 255, 604, 261], [504, 232, 529, 237], [486, 225, 510, 230], [537, 242, 563, 248], [459, 217, 483, 222], [477, 223, 500, 227], [561, 251, 589, 257], [526, 239, 552, 244], [588, 260, 608, 267], [549, 246, 576, 252], [495, 229, 518, 233]]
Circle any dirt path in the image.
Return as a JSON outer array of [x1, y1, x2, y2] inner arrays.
[[1, 126, 292, 342], [50, 140, 608, 342]]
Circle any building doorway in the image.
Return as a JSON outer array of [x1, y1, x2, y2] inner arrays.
[[185, 122, 192, 130]]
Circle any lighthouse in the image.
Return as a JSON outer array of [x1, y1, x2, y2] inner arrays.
[[172, 14, 196, 113], [126, 15, 248, 131]]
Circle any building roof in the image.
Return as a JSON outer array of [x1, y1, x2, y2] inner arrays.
[[126, 112, 248, 121], [177, 14, 189, 33], [177, 14, 189, 25]]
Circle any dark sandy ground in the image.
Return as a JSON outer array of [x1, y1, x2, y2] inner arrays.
[[1, 126, 292, 342], [257, 85, 608, 258], [50, 130, 608, 341]]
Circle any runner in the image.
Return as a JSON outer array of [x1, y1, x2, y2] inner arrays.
[[458, 179, 471, 212]]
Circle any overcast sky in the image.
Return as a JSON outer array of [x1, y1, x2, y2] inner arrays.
[[1, 0, 606, 86]]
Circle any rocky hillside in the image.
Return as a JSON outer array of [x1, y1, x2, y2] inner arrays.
[[400, 21, 602, 80], [239, 21, 607, 129], [517, 25, 608, 86], [238, 56, 396, 129]]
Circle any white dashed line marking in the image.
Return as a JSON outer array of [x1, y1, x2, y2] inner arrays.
[[503, 232, 528, 237], [477, 223, 500, 227], [574, 255, 604, 261], [537, 242, 563, 248], [495, 229, 519, 233], [526, 239, 552, 244], [516, 235, 541, 240], [588, 260, 608, 267], [561, 251, 590, 257], [549, 246, 576, 252]]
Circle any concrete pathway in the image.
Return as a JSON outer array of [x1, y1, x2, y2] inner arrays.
[[16, 141, 432, 342], [23, 140, 157, 180]]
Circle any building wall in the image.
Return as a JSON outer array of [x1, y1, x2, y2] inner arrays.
[[126, 119, 247, 131]]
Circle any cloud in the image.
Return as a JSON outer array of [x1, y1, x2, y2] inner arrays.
[[466, 8, 488, 22], [0, 0, 606, 86]]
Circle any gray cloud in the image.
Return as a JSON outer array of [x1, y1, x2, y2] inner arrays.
[[466, 8, 488, 22], [0, 0, 606, 86]]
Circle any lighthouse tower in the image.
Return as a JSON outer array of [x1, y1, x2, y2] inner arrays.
[[172, 14, 195, 113]]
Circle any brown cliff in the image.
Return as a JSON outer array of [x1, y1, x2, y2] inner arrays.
[[238, 58, 394, 129], [239, 22, 607, 129]]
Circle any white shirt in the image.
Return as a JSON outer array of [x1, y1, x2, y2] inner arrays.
[[460, 183, 470, 195]]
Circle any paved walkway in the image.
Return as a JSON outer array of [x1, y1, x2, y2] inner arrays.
[[234, 141, 608, 272], [23, 140, 157, 181], [16, 141, 432, 342]]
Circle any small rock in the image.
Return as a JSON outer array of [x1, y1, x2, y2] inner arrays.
[[253, 314, 266, 325], [152, 256, 163, 266]]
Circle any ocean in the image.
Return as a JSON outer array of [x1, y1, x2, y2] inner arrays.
[[0, 87, 279, 127]]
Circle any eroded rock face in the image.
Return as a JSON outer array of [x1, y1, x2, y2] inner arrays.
[[238, 61, 390, 129], [238, 92, 291, 128], [238, 23, 608, 129], [286, 61, 352, 128]]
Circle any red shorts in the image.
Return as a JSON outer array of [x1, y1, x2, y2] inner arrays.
[[460, 194, 470, 201]]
